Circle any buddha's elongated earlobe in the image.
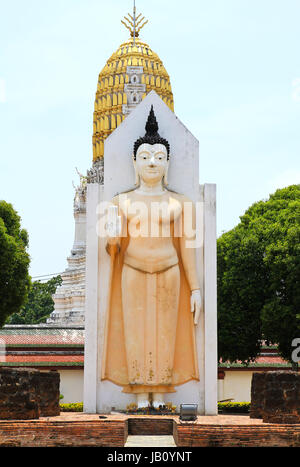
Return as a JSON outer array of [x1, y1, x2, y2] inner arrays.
[[163, 163, 169, 186], [132, 154, 139, 185]]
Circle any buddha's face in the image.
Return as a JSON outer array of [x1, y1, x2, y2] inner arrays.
[[135, 143, 169, 186]]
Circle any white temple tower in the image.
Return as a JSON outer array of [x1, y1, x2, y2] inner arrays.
[[47, 174, 87, 324]]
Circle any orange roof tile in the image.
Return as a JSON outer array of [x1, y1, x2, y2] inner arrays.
[[0, 327, 84, 347]]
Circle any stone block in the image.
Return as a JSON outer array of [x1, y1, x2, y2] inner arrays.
[[0, 368, 60, 420], [250, 372, 266, 419], [32, 370, 60, 417], [250, 371, 300, 424], [0, 368, 40, 420]]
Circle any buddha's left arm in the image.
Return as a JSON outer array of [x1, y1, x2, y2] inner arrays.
[[179, 199, 200, 292]]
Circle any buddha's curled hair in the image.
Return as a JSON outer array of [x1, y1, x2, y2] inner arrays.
[[133, 106, 170, 159]]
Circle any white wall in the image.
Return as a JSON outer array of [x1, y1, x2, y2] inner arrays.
[[59, 370, 84, 403], [59, 369, 254, 404], [218, 371, 254, 402]]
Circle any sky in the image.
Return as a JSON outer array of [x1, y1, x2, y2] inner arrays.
[[0, 0, 299, 279]]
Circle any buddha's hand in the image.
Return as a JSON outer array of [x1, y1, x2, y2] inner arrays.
[[191, 289, 201, 325], [106, 205, 122, 243]]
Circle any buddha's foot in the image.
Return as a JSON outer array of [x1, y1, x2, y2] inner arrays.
[[152, 393, 164, 409], [137, 393, 149, 409]]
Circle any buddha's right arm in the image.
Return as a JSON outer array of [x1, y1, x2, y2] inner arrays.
[[106, 227, 121, 255], [105, 198, 122, 255], [106, 240, 120, 256]]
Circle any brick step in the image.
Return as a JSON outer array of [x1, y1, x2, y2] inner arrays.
[[128, 417, 174, 435]]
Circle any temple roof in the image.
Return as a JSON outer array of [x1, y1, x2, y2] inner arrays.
[[0, 326, 293, 371], [0, 326, 84, 369], [0, 325, 84, 347]]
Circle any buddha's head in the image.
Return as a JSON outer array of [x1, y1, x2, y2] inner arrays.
[[133, 106, 170, 187]]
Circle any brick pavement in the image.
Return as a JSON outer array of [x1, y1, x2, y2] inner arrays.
[[0, 412, 299, 447]]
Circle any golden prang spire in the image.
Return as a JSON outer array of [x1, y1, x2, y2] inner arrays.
[[92, 2, 174, 162], [121, 1, 148, 44]]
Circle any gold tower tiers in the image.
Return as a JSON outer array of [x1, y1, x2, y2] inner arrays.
[[92, 36, 174, 161]]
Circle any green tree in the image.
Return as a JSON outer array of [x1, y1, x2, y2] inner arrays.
[[217, 185, 300, 364], [7, 275, 62, 324], [0, 201, 31, 327]]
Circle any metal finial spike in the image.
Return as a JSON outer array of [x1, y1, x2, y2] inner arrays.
[[121, 0, 148, 40], [133, 0, 136, 45]]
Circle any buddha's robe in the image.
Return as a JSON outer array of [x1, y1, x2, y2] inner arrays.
[[101, 190, 200, 393]]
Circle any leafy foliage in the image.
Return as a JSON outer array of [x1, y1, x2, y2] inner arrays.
[[60, 402, 83, 412], [0, 201, 30, 327], [217, 185, 300, 364], [218, 402, 250, 413], [7, 275, 62, 324]]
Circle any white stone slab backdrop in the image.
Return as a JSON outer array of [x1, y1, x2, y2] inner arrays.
[[104, 91, 199, 202], [83, 91, 217, 415]]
